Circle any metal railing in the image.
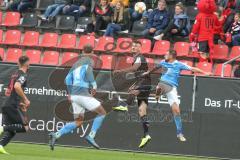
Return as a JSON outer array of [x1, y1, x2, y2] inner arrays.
[[221, 55, 240, 77]]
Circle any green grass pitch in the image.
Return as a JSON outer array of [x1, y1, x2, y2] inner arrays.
[[0, 143, 212, 160]]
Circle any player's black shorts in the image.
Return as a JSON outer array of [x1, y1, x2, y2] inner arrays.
[[198, 41, 209, 53], [1, 106, 28, 126], [133, 78, 151, 106]]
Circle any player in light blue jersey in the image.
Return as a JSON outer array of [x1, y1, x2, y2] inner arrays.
[[48, 44, 107, 150], [144, 50, 212, 142]]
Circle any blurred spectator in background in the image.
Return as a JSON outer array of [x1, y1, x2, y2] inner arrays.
[[87, 0, 113, 34], [213, 10, 226, 44], [38, 0, 69, 21], [154, 2, 190, 41], [227, 13, 240, 46], [142, 0, 169, 38], [110, 0, 129, 7], [8, 0, 35, 13], [219, 0, 236, 32], [234, 65, 240, 77], [62, 0, 91, 20], [104, 1, 129, 37]]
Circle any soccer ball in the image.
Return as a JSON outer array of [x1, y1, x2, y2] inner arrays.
[[134, 2, 146, 13]]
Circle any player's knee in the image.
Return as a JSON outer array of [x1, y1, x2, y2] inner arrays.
[[97, 105, 106, 116]]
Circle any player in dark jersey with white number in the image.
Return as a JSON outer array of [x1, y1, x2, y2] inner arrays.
[[113, 41, 152, 148], [0, 56, 30, 154]]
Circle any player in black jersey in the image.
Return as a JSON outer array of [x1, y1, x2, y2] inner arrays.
[[0, 56, 30, 154], [113, 41, 152, 148]]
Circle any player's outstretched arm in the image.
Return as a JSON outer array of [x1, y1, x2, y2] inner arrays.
[[191, 67, 212, 76], [113, 63, 141, 74]]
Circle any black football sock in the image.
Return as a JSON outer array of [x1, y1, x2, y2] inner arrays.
[[0, 131, 16, 147], [141, 115, 150, 137], [4, 124, 26, 133]]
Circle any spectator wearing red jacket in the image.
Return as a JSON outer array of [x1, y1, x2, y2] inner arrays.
[[213, 10, 226, 44]]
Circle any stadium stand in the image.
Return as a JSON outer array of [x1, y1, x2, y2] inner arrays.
[[1, 12, 20, 26], [151, 40, 170, 56], [21, 31, 40, 47], [39, 32, 58, 48], [3, 30, 21, 45], [0, 0, 238, 78], [94, 36, 114, 52], [5, 48, 22, 63], [61, 52, 78, 65], [76, 35, 95, 50], [42, 50, 59, 65], [214, 63, 232, 77], [58, 34, 76, 49], [25, 50, 41, 64], [20, 13, 38, 28]]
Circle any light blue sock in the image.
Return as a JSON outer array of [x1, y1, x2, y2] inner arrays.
[[174, 115, 183, 135], [89, 115, 106, 139], [55, 122, 77, 139]]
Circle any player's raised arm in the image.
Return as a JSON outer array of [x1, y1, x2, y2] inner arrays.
[[114, 62, 141, 74]]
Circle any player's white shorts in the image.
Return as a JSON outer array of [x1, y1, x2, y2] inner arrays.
[[166, 87, 180, 106], [70, 95, 101, 116]]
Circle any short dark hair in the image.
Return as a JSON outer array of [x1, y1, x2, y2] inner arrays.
[[19, 56, 29, 66], [83, 44, 93, 54], [169, 50, 177, 58], [132, 40, 142, 46]]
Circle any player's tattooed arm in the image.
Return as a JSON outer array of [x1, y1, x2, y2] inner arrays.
[[113, 63, 141, 74], [142, 65, 166, 76]]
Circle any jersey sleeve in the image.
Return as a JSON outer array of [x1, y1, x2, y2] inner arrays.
[[16, 74, 27, 85], [179, 62, 192, 71], [65, 71, 73, 86]]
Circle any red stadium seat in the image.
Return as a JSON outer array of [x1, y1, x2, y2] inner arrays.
[[5, 48, 22, 63], [42, 51, 59, 65], [114, 38, 132, 53], [77, 35, 95, 50], [174, 42, 190, 57], [2, 12, 20, 26], [99, 55, 114, 70], [0, 11, 2, 24], [0, 29, 3, 43], [95, 36, 114, 52], [180, 60, 193, 75], [0, 48, 4, 60], [229, 46, 240, 61], [25, 50, 41, 64], [213, 44, 229, 60], [138, 39, 151, 54], [61, 52, 78, 65], [21, 31, 39, 46], [152, 40, 170, 56], [214, 63, 232, 77], [196, 62, 213, 76], [115, 56, 133, 70], [3, 30, 21, 45], [58, 34, 76, 49], [39, 32, 58, 48]]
